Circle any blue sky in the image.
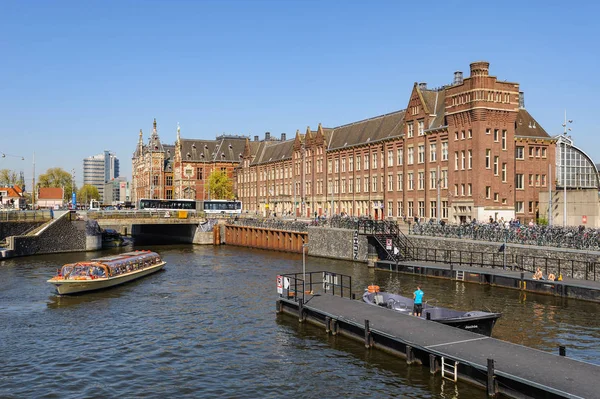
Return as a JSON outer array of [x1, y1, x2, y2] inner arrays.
[[1, 0, 599, 189]]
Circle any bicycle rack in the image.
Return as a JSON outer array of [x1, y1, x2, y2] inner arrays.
[[441, 356, 458, 382], [455, 270, 465, 281]]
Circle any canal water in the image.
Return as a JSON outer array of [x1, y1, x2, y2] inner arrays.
[[1, 245, 599, 398]]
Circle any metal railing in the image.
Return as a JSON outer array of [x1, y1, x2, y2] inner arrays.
[[0, 210, 52, 222], [408, 246, 598, 281], [229, 218, 309, 232], [278, 271, 353, 303]]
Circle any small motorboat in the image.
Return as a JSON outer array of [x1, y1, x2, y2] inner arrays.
[[48, 250, 165, 295], [363, 287, 501, 336]]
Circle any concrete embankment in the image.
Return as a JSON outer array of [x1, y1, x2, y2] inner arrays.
[[2, 212, 101, 258]]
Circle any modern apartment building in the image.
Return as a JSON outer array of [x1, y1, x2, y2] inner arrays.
[[83, 150, 120, 203]]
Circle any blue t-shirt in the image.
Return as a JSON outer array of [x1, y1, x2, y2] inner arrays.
[[414, 289, 424, 304]]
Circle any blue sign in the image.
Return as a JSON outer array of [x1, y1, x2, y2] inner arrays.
[[72, 192, 76, 208]]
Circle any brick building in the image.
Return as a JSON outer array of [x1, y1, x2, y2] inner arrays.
[[131, 119, 247, 203], [236, 61, 556, 223]]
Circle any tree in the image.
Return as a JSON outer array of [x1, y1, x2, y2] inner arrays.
[[0, 169, 20, 186], [77, 185, 100, 205], [38, 167, 76, 201], [208, 170, 233, 199]]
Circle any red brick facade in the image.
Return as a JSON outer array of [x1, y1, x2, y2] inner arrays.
[[237, 61, 556, 223]]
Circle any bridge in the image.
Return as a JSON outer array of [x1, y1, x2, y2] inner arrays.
[[87, 210, 217, 244]]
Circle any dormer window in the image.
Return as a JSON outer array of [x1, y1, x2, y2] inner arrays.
[[186, 153, 191, 159], [192, 144, 196, 149]]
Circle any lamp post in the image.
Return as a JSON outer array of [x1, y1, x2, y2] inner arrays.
[[562, 113, 573, 227], [302, 242, 308, 290]]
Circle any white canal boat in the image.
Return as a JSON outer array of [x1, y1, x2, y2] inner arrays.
[[48, 251, 165, 295]]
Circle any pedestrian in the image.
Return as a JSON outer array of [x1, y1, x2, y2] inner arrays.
[[413, 285, 424, 317]]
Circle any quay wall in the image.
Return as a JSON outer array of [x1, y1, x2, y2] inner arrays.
[[0, 221, 45, 241], [407, 235, 600, 279], [7, 215, 101, 257], [307, 226, 368, 262]]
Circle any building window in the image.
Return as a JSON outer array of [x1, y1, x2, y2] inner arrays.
[[454, 152, 459, 170], [349, 157, 353, 172], [418, 120, 424, 136], [152, 175, 159, 186], [516, 146, 524, 160], [418, 145, 425, 163], [454, 131, 459, 141], [328, 160, 332, 173], [461, 130, 465, 140], [441, 169, 448, 188], [468, 183, 472, 196], [348, 178, 353, 193], [468, 150, 472, 169], [468, 129, 472, 138], [542, 174, 546, 186], [529, 174, 533, 186], [397, 173, 403, 191], [341, 178, 346, 194], [387, 201, 393, 217], [494, 193, 499, 202], [418, 172, 424, 190], [397, 201, 403, 217], [502, 163, 507, 182], [516, 174, 524, 189], [486, 149, 491, 168], [516, 201, 524, 213], [493, 156, 499, 175], [430, 170, 437, 189], [441, 201, 448, 219], [166, 175, 173, 186], [454, 184, 458, 196], [542, 148, 547, 158], [387, 150, 394, 167], [334, 159, 339, 173], [461, 184, 465, 196], [430, 201, 437, 219], [418, 201, 425, 217], [441, 142, 448, 161], [528, 201, 534, 213], [364, 177, 369, 192], [363, 155, 369, 171], [397, 148, 403, 165], [356, 156, 361, 171], [486, 128, 491, 135], [166, 189, 173, 199], [372, 176, 377, 192], [407, 123, 414, 138], [502, 130, 507, 150], [430, 143, 437, 162], [408, 172, 414, 190], [494, 129, 499, 142], [461, 151, 465, 170], [355, 177, 360, 193], [486, 186, 491, 199], [529, 147, 534, 157], [536, 174, 540, 186], [408, 201, 414, 217]]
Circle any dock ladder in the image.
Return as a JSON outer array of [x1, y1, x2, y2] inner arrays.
[[441, 356, 458, 382], [455, 270, 465, 281]]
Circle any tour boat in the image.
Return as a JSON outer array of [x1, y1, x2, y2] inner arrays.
[[48, 250, 166, 295], [363, 286, 501, 336]]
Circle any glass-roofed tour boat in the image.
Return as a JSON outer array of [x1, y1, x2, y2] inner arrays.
[[48, 251, 166, 295]]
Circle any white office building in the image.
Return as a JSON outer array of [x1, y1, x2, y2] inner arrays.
[[83, 151, 120, 203]]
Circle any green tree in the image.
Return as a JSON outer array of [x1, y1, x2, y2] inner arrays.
[[208, 170, 233, 199], [38, 167, 76, 201], [77, 185, 100, 205], [0, 169, 20, 186]]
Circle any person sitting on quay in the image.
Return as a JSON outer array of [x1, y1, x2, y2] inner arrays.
[[548, 273, 556, 281], [533, 267, 544, 280]]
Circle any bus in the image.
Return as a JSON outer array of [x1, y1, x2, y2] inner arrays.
[[202, 200, 242, 214], [138, 198, 198, 211]]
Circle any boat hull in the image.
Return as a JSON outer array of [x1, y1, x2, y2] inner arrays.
[[363, 291, 501, 337], [48, 261, 165, 295]]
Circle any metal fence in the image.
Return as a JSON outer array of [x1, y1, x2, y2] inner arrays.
[[0, 210, 52, 222], [411, 223, 600, 251]]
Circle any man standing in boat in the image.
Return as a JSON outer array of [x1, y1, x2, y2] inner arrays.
[[413, 285, 424, 317]]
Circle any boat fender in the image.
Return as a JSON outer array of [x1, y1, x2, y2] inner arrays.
[[368, 285, 380, 293]]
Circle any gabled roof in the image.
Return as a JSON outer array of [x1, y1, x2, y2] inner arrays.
[[327, 110, 406, 150], [250, 139, 294, 166], [38, 187, 64, 200], [180, 136, 247, 163], [0, 186, 23, 198], [515, 109, 550, 138], [422, 89, 447, 129]]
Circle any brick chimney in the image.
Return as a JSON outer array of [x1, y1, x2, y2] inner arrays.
[[519, 92, 525, 109], [265, 132, 271, 140], [418, 82, 427, 90], [254, 135, 259, 141], [281, 133, 286, 141]]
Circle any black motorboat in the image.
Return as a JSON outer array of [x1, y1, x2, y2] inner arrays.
[[363, 289, 501, 336]]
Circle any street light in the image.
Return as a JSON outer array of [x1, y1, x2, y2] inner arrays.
[[302, 242, 308, 288], [562, 112, 573, 227]]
